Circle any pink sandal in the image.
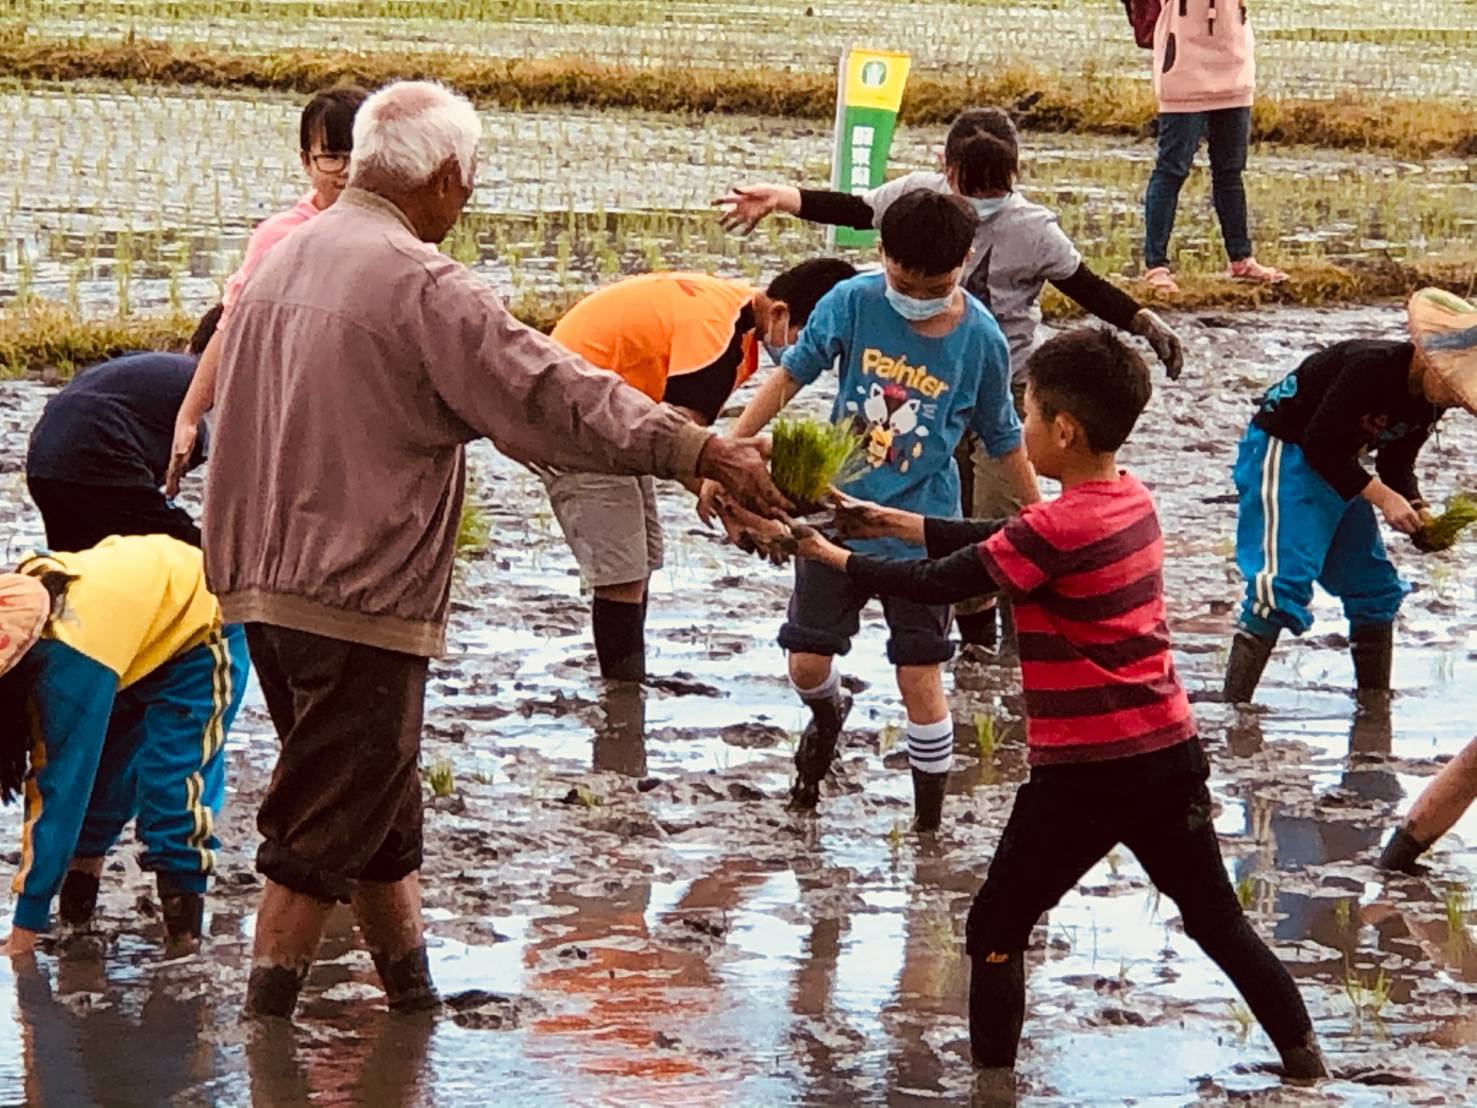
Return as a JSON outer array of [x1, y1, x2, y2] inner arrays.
[[1228, 257, 1288, 284], [1142, 266, 1180, 295]]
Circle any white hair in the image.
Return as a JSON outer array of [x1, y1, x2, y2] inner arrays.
[[349, 81, 481, 190]]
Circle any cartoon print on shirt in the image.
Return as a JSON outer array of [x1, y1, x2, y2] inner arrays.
[[846, 382, 930, 473]]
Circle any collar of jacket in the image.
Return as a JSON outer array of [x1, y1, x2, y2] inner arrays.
[[337, 187, 419, 238]]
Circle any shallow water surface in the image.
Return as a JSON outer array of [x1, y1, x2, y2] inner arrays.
[[0, 304, 1475, 1104]]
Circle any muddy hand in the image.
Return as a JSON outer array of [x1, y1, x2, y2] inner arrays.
[[712, 184, 779, 235], [823, 489, 897, 539], [698, 435, 792, 518], [1130, 308, 1184, 380], [714, 493, 793, 564]]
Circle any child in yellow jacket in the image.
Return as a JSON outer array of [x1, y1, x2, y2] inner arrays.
[[0, 535, 248, 955]]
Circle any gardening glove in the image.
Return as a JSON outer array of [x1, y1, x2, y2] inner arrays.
[[1130, 308, 1184, 380]]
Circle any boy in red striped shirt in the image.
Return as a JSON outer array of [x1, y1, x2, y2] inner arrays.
[[791, 328, 1326, 1086]]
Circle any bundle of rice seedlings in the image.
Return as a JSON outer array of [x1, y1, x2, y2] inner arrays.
[[769, 415, 865, 513], [1416, 492, 1477, 552]]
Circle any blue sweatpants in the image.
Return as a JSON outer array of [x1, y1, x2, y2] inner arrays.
[[11, 625, 249, 931], [1232, 425, 1410, 639]]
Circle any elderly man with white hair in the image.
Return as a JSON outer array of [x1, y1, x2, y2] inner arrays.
[[203, 80, 786, 1020]]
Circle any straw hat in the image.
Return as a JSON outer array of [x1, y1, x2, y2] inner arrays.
[[0, 574, 52, 679], [1408, 287, 1477, 415]]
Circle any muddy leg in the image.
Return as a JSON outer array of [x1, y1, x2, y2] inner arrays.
[[1349, 622, 1393, 705], [247, 879, 335, 1020], [354, 872, 438, 1012], [59, 856, 105, 929], [1222, 626, 1278, 704], [1380, 735, 1477, 873]]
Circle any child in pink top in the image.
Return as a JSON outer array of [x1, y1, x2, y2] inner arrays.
[[166, 86, 368, 494], [1137, 0, 1285, 293]]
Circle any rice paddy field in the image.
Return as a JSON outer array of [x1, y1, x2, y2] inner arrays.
[[1, 2, 1476, 1106]]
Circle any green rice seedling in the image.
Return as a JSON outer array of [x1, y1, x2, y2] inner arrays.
[[769, 415, 865, 513], [1445, 883, 1470, 953], [879, 721, 901, 757], [1235, 875, 1256, 910], [885, 820, 905, 853], [574, 783, 602, 809], [972, 710, 996, 761], [424, 759, 456, 798], [1333, 897, 1353, 936], [456, 501, 491, 558], [1416, 493, 1477, 552], [1227, 1000, 1254, 1040]]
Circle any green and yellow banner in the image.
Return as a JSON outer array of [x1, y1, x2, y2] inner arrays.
[[830, 47, 912, 249]]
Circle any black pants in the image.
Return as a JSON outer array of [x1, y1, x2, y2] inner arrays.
[[27, 476, 200, 551], [966, 739, 1314, 1067]]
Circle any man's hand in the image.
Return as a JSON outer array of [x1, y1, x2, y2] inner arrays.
[[1364, 482, 1422, 535], [696, 435, 791, 518], [713, 184, 794, 235], [164, 420, 197, 499], [1130, 308, 1185, 380], [710, 492, 793, 564]]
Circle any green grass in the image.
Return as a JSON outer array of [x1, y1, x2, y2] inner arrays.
[[456, 500, 491, 558], [423, 759, 456, 798], [769, 415, 865, 511], [972, 710, 996, 761]]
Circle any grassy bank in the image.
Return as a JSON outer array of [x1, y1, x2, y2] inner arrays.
[[0, 38, 1473, 158], [5, 255, 1472, 380]]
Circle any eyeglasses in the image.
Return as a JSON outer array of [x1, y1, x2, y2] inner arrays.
[[308, 152, 350, 174]]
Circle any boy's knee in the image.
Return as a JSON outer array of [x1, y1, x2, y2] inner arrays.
[[787, 652, 834, 691], [965, 887, 1034, 957]]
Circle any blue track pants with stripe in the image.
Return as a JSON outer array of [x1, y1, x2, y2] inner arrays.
[[1232, 425, 1410, 639], [11, 624, 249, 931]]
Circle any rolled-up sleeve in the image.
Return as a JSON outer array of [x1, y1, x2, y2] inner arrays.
[[420, 266, 711, 479]]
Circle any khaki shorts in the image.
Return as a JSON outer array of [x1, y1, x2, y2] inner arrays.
[[541, 471, 664, 588]]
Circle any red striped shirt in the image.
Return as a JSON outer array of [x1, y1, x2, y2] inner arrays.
[[978, 473, 1195, 765]]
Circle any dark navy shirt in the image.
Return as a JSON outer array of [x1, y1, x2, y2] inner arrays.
[[1251, 339, 1440, 502], [26, 353, 206, 489]]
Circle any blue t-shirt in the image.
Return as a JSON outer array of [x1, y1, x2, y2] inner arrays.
[[781, 272, 1020, 559]]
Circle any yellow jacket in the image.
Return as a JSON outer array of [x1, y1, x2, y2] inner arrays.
[[21, 535, 223, 690]]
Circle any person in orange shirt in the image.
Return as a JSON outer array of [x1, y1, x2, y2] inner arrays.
[[548, 261, 856, 681]]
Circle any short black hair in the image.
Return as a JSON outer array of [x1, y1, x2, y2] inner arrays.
[[766, 258, 858, 327], [300, 86, 369, 153], [878, 190, 978, 277], [944, 107, 1019, 196], [1026, 328, 1151, 453], [189, 304, 223, 356]]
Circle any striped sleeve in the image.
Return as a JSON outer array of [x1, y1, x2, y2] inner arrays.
[[979, 514, 1059, 597]]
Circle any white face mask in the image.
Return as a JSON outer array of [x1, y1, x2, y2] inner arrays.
[[968, 193, 1010, 219], [884, 283, 954, 322]]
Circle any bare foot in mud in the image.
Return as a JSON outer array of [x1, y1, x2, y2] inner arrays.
[[971, 1065, 1017, 1105]]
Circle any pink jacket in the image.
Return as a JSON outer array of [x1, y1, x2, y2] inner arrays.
[[219, 193, 320, 323], [1152, 0, 1255, 114]]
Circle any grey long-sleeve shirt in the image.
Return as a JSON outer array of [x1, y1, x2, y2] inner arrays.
[[204, 188, 709, 655]]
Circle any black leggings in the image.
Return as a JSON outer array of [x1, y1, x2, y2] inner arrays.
[[966, 740, 1314, 1067]]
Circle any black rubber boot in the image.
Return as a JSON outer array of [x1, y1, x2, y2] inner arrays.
[[1278, 1032, 1329, 1083], [1350, 622, 1393, 700], [160, 892, 205, 943], [372, 945, 441, 1013], [245, 963, 309, 1020], [1377, 826, 1430, 875], [789, 692, 853, 811], [1222, 628, 1278, 704], [592, 597, 646, 682], [911, 767, 948, 834], [956, 608, 999, 650], [59, 869, 101, 928]]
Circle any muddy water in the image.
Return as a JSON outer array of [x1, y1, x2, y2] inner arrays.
[[1, 303, 1476, 1105]]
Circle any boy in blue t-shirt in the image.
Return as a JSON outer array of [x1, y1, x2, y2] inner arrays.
[[702, 189, 1038, 831]]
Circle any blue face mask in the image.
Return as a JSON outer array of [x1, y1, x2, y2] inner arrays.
[[968, 193, 1009, 219], [885, 282, 954, 322]]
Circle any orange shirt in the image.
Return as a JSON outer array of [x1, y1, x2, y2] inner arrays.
[[551, 273, 760, 405]]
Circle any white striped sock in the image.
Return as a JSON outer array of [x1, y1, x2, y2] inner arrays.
[[791, 666, 840, 702], [907, 717, 954, 773]]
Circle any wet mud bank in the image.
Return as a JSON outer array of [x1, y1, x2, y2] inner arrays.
[[1, 303, 1475, 1105]]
